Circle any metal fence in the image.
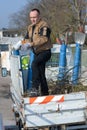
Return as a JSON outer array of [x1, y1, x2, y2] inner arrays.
[[46, 46, 87, 86]]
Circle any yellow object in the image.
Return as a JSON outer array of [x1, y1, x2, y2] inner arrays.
[[21, 55, 30, 70]]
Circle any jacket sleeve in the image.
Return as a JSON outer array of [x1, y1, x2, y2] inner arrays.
[[24, 31, 31, 43]]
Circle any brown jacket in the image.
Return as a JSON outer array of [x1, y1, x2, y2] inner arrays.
[[25, 19, 52, 54]]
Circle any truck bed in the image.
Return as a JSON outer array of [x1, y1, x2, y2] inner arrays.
[[10, 83, 87, 129], [9, 53, 87, 129]]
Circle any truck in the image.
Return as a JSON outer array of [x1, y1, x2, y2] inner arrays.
[[1, 43, 87, 130]]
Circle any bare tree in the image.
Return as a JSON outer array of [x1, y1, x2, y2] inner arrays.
[[69, 0, 87, 26], [9, 0, 40, 28], [38, 0, 76, 42], [9, 0, 87, 42]]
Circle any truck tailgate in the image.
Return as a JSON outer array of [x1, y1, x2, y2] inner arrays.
[[23, 92, 87, 128]]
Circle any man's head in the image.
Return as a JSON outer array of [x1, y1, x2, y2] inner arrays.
[[29, 8, 40, 25]]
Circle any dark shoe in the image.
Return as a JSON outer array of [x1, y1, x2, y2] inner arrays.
[[27, 88, 39, 97], [41, 91, 49, 96], [22, 92, 28, 97]]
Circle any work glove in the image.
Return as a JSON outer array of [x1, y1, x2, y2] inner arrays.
[[21, 43, 31, 50]]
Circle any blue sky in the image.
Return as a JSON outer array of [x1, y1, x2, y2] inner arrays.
[[0, 0, 28, 29]]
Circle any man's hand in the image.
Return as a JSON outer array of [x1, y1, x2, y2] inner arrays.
[[21, 43, 31, 50]]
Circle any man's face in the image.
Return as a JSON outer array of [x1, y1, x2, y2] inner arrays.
[[29, 10, 40, 25]]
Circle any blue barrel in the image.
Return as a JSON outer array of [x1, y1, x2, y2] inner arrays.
[[12, 50, 19, 55], [20, 50, 34, 92], [58, 43, 67, 80], [72, 43, 81, 85], [21, 55, 30, 92], [28, 50, 34, 89]]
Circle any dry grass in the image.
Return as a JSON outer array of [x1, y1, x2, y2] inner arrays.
[[48, 81, 87, 95]]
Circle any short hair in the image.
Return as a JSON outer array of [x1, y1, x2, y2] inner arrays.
[[31, 8, 40, 15]]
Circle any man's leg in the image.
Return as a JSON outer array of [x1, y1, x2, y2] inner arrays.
[[38, 50, 51, 95], [39, 63, 49, 95], [31, 50, 51, 96]]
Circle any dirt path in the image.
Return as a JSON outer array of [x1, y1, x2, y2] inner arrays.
[[0, 72, 16, 127]]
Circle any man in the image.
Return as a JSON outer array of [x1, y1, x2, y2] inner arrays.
[[24, 8, 52, 96]]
